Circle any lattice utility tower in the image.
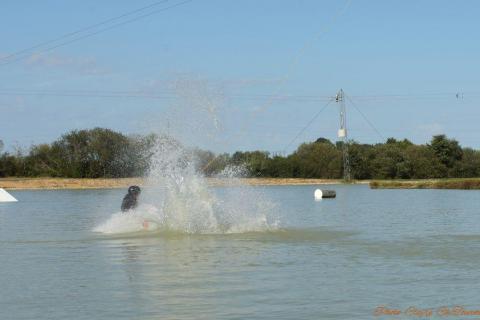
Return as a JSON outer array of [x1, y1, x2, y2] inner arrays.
[[336, 89, 351, 181]]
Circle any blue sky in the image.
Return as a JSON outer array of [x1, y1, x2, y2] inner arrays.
[[1, 0, 479, 154]]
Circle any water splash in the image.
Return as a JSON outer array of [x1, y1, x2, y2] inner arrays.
[[94, 78, 278, 235], [94, 155, 279, 234], [93, 204, 163, 234]]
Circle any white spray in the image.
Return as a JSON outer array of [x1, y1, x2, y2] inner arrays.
[[94, 77, 278, 234]]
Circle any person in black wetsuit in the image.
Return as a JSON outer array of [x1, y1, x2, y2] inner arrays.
[[121, 185, 141, 212]]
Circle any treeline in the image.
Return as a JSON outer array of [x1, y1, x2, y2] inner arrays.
[[0, 128, 156, 178], [1, 127, 480, 179], [199, 136, 480, 179]]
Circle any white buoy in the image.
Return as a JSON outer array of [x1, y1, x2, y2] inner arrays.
[[314, 189, 323, 201], [314, 189, 336, 200], [0, 188, 18, 202]]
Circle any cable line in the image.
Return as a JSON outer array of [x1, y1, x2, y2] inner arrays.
[[0, 88, 334, 102], [345, 94, 384, 140], [0, 88, 478, 103], [0, 0, 170, 64], [0, 0, 193, 66], [283, 98, 334, 153], [222, 0, 351, 152], [250, 0, 352, 117]]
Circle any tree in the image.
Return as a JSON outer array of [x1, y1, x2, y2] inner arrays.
[[294, 142, 342, 178], [450, 148, 480, 178], [194, 149, 216, 175], [1, 128, 478, 180], [348, 143, 375, 179], [0, 154, 19, 177], [24, 144, 59, 176], [230, 151, 270, 177], [203, 153, 230, 176], [370, 143, 404, 179], [429, 135, 463, 169], [50, 128, 141, 178], [315, 137, 333, 145], [266, 155, 296, 177], [404, 145, 446, 178]]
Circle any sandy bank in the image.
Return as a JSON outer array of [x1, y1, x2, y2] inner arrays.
[[0, 177, 364, 190], [370, 178, 480, 189]]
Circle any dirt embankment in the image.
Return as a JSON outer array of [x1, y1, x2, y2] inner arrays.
[[369, 178, 480, 189], [0, 177, 360, 190], [7, 177, 479, 190]]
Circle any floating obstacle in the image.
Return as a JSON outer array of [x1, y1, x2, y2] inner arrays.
[[314, 189, 336, 200], [0, 188, 18, 202]]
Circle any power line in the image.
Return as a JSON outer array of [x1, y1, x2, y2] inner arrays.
[[0, 89, 176, 100], [0, 88, 334, 102], [249, 0, 352, 117], [0, 0, 170, 64], [1, 87, 479, 100], [221, 0, 352, 156], [345, 94, 384, 140], [0, 88, 478, 102], [0, 0, 193, 67], [283, 98, 334, 152]]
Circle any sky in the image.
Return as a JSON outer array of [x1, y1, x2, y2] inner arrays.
[[1, 0, 479, 154]]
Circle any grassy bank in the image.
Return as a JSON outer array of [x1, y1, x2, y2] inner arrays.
[[0, 177, 361, 190], [370, 178, 480, 189], [5, 177, 479, 190]]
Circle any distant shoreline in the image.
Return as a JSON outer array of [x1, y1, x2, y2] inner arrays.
[[370, 178, 480, 190], [3, 177, 480, 190], [0, 177, 364, 190]]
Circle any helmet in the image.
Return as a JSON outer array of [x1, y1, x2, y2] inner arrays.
[[128, 185, 141, 195]]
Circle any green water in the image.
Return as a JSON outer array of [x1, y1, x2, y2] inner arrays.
[[1, 185, 480, 319]]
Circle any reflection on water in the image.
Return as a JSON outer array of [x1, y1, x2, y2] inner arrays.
[[1, 185, 480, 319]]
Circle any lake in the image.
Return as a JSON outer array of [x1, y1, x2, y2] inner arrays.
[[1, 185, 479, 319]]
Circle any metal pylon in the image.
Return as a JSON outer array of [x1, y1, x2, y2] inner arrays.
[[336, 89, 351, 181]]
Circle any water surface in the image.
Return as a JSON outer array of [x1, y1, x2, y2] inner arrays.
[[1, 185, 479, 319]]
